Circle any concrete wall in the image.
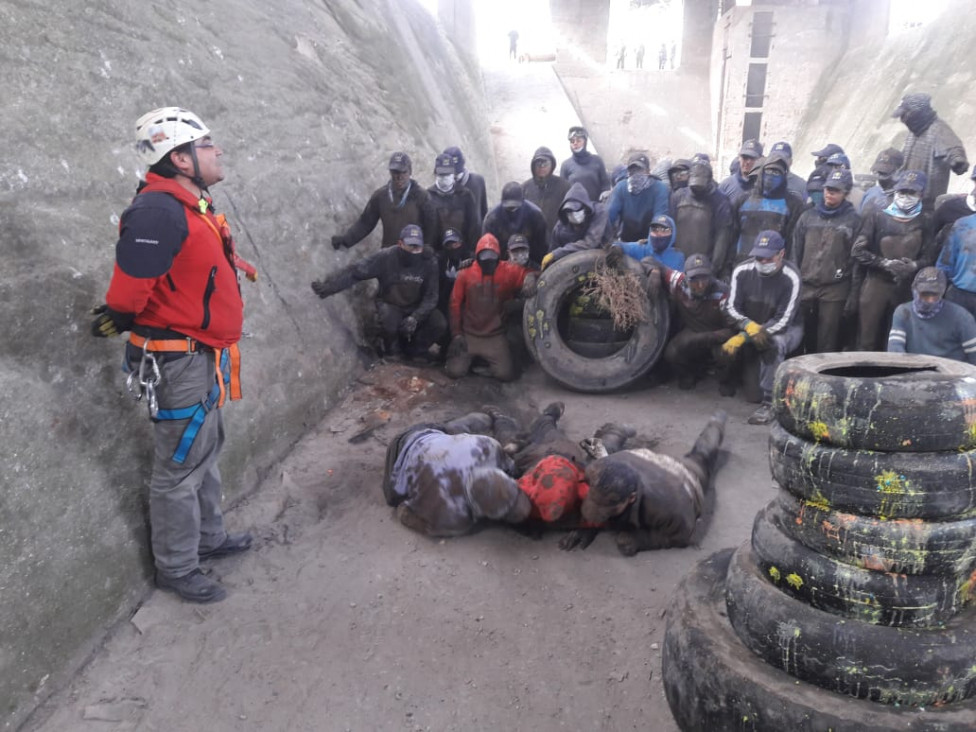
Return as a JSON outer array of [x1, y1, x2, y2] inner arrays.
[[0, 0, 491, 727]]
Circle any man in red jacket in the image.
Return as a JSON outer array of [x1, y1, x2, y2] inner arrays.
[[446, 234, 530, 381], [91, 107, 251, 604]]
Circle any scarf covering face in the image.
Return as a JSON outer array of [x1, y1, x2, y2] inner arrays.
[[912, 291, 944, 319]]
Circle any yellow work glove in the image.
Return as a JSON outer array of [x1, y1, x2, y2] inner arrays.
[[721, 332, 747, 357], [541, 252, 555, 271], [743, 320, 762, 338]]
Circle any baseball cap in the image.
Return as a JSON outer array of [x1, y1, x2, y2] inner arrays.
[[501, 181, 524, 205], [508, 234, 529, 251], [434, 153, 455, 175], [739, 139, 764, 158], [826, 152, 851, 169], [685, 253, 713, 278], [442, 228, 461, 246], [811, 143, 844, 158], [771, 141, 793, 162], [872, 148, 904, 176], [669, 158, 692, 173], [691, 152, 711, 165], [399, 224, 424, 248], [442, 146, 465, 174], [627, 153, 650, 172], [824, 169, 853, 191], [750, 230, 785, 258], [688, 161, 713, 186], [913, 267, 947, 295], [389, 151, 412, 172], [649, 215, 672, 230], [894, 169, 927, 193]]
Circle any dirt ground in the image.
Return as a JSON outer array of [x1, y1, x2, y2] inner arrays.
[[24, 62, 776, 732]]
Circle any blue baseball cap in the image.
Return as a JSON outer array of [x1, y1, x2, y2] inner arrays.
[[750, 230, 785, 258]]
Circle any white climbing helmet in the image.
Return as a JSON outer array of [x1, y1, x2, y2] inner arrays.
[[134, 107, 210, 167]]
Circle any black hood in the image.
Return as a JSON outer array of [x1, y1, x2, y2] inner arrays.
[[531, 146, 557, 174], [557, 182, 595, 225]]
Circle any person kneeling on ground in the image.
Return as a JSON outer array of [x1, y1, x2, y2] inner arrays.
[[888, 267, 976, 365], [381, 410, 530, 537], [446, 233, 531, 381], [720, 230, 803, 425], [311, 224, 446, 360], [608, 214, 685, 271], [563, 410, 727, 556]]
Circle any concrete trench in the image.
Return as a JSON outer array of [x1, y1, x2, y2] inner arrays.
[[4, 0, 976, 729]]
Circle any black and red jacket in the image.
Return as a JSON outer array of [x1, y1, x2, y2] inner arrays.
[[105, 173, 244, 348]]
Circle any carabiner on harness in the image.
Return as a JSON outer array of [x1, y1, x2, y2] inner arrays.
[[125, 337, 162, 418]]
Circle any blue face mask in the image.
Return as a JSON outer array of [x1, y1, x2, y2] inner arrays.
[[762, 171, 785, 196], [912, 292, 944, 319]]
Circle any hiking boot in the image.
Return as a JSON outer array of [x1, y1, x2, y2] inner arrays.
[[155, 569, 227, 603], [199, 532, 253, 560], [747, 403, 774, 426], [594, 423, 636, 454], [542, 401, 565, 421]]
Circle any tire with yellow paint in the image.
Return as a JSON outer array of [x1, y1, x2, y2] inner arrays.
[[751, 502, 973, 628], [773, 491, 976, 577], [724, 545, 976, 707], [769, 420, 976, 520], [522, 249, 669, 393], [772, 352, 976, 453], [663, 548, 976, 730]]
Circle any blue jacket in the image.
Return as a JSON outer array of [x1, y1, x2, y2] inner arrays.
[[614, 215, 686, 271], [938, 213, 976, 293], [607, 177, 670, 242]]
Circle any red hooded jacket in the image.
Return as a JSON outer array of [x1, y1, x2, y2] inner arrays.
[[449, 234, 528, 336]]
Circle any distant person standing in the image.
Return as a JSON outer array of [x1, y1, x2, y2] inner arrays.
[[616, 45, 627, 70], [635, 44, 645, 69], [658, 43, 667, 70], [508, 29, 519, 61]]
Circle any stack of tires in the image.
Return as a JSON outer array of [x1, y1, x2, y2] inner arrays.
[[522, 250, 669, 393], [662, 352, 976, 731]]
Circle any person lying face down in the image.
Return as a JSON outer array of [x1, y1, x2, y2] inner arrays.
[[567, 410, 727, 556]]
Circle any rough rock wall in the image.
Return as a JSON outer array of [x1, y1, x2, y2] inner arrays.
[[0, 0, 489, 727], [793, 0, 975, 186]]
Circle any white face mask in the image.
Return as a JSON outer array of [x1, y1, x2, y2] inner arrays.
[[435, 174, 455, 193], [894, 192, 920, 211], [567, 210, 586, 225], [510, 249, 529, 266], [756, 260, 779, 276]]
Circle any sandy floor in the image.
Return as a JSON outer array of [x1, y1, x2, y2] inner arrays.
[[24, 62, 776, 732]]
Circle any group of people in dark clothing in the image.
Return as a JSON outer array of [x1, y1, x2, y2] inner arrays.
[[314, 91, 975, 427]]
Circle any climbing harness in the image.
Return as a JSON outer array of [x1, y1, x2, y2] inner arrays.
[[125, 336, 162, 418]]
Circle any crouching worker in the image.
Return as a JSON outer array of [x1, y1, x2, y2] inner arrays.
[[446, 234, 531, 381], [311, 224, 446, 359], [381, 410, 530, 537], [564, 410, 727, 556]]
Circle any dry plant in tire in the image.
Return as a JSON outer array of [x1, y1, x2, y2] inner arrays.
[[580, 257, 648, 332]]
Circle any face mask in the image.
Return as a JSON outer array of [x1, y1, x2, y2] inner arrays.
[[912, 292, 944, 319], [650, 233, 670, 252], [435, 174, 455, 193], [567, 209, 586, 225], [894, 192, 920, 211], [627, 173, 649, 194], [762, 172, 785, 196], [398, 246, 422, 265], [689, 184, 708, 198], [877, 175, 894, 190], [502, 203, 521, 216], [478, 258, 499, 276], [509, 249, 529, 266], [756, 259, 779, 276]]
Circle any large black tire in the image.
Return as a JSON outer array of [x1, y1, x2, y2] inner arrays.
[[751, 503, 972, 628], [564, 338, 630, 359], [523, 250, 669, 392], [725, 545, 976, 707], [769, 420, 976, 520], [565, 315, 628, 342], [772, 352, 976, 453], [662, 548, 976, 731], [772, 491, 976, 577]]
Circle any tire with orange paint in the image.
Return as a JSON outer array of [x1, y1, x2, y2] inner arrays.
[[663, 548, 976, 730], [772, 352, 976, 453], [773, 491, 976, 577], [751, 502, 973, 628], [724, 545, 976, 707], [769, 421, 976, 520]]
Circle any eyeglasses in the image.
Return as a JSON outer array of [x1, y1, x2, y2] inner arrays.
[[194, 138, 216, 150]]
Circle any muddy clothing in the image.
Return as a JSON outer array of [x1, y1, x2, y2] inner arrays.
[[852, 207, 936, 350], [559, 149, 611, 204], [934, 194, 976, 245], [888, 300, 976, 365], [660, 267, 733, 377], [901, 114, 968, 210], [522, 146, 572, 244], [791, 201, 861, 353], [518, 455, 600, 526], [786, 172, 808, 203], [937, 213, 976, 316], [458, 170, 489, 224], [725, 259, 804, 399], [322, 247, 439, 318], [449, 236, 529, 338], [861, 183, 894, 214], [670, 183, 733, 265], [339, 180, 437, 249], [718, 163, 754, 206], [550, 182, 611, 262], [615, 215, 685, 271], [607, 177, 670, 242], [482, 200, 549, 264], [427, 185, 480, 252], [383, 414, 525, 537], [730, 186, 805, 274]]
